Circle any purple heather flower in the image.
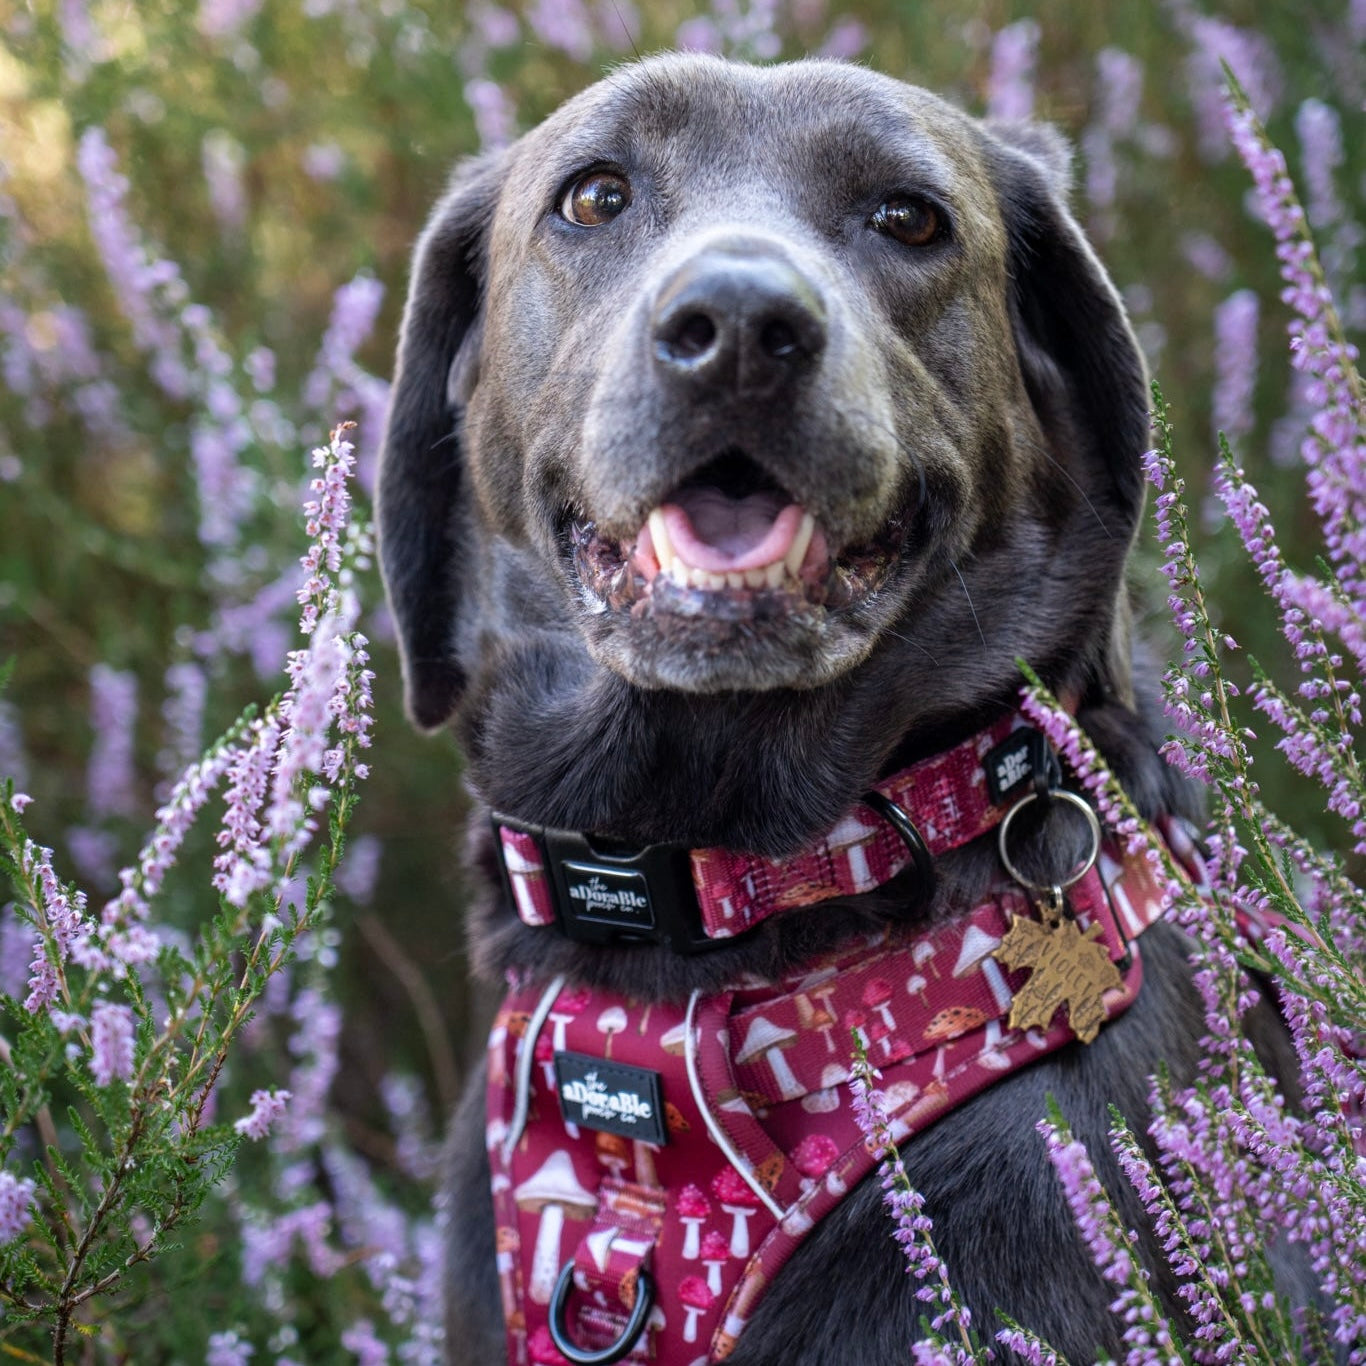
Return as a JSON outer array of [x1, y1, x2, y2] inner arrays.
[[197, 0, 263, 39], [244, 345, 275, 392], [675, 16, 721, 53], [472, 3, 519, 47], [1295, 98, 1343, 231], [1211, 289, 1259, 443], [335, 832, 381, 905], [0, 699, 29, 789], [158, 661, 208, 783], [1177, 12, 1282, 162], [849, 1051, 972, 1342], [986, 19, 1041, 122], [202, 129, 248, 233], [0, 1168, 36, 1245], [90, 1000, 136, 1086], [341, 1320, 389, 1366], [235, 1088, 292, 1141], [526, 0, 594, 60], [86, 663, 139, 822], [206, 1330, 255, 1366], [303, 142, 347, 181], [817, 17, 867, 60], [304, 276, 385, 412]]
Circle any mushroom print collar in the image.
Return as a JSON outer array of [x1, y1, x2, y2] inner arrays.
[[485, 728, 1210, 1365]]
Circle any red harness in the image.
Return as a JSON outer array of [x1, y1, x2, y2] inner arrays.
[[485, 721, 1189, 1365]]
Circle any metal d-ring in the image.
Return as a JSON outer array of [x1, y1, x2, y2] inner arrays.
[[996, 788, 1102, 894], [862, 789, 936, 909], [548, 1262, 656, 1365]]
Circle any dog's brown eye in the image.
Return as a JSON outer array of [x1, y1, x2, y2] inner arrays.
[[872, 196, 944, 248], [561, 171, 632, 226]]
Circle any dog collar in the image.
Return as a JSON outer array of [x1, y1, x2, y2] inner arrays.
[[493, 714, 1060, 952]]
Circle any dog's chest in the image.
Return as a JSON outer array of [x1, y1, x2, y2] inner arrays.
[[484, 882, 1155, 1365]]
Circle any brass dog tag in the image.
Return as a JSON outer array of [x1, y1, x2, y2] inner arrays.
[[993, 889, 1124, 1045]]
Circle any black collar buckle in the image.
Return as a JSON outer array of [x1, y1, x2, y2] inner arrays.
[[492, 813, 725, 955]]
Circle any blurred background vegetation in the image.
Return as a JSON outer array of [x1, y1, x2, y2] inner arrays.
[[0, 0, 1362, 1358]]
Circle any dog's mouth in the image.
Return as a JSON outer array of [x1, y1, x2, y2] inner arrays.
[[570, 452, 904, 620]]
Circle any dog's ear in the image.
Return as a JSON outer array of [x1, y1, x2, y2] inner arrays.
[[981, 122, 1149, 532], [378, 150, 505, 732]]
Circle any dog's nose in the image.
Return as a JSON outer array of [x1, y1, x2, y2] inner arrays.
[[652, 247, 827, 395]]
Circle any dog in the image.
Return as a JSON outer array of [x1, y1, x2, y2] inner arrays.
[[377, 53, 1301, 1365]]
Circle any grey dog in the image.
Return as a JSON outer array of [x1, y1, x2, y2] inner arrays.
[[377, 53, 1300, 1365]]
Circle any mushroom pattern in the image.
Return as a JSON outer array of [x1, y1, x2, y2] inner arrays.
[[546, 986, 591, 1053], [953, 923, 1012, 1014], [676, 1183, 710, 1259], [700, 1228, 731, 1295], [862, 978, 897, 1031], [678, 1276, 715, 1343], [791, 1133, 839, 1193], [827, 811, 880, 892], [735, 1016, 802, 1102], [495, 1225, 520, 1326], [842, 1008, 869, 1051], [710, 1167, 761, 1258], [526, 1323, 570, 1365], [596, 1005, 628, 1059], [595, 1132, 629, 1180], [913, 938, 940, 979], [905, 971, 929, 1006], [513, 1150, 597, 1305]]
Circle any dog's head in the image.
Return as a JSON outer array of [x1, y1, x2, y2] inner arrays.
[[379, 54, 1147, 736]]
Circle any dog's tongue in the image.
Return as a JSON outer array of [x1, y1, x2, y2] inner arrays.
[[659, 488, 801, 571]]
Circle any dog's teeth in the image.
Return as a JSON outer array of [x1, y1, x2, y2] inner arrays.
[[704, 570, 728, 590], [785, 511, 815, 577], [726, 571, 746, 589], [743, 567, 768, 589], [669, 559, 691, 586], [647, 509, 673, 571], [764, 559, 785, 589]]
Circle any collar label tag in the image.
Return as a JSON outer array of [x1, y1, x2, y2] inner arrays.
[[554, 1050, 667, 1145], [984, 728, 1058, 806], [560, 861, 656, 932]]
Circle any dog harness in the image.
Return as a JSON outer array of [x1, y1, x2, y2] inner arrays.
[[485, 719, 1196, 1365]]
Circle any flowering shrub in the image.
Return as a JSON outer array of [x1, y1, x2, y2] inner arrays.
[[850, 75, 1366, 1366], [0, 1, 1362, 1362]]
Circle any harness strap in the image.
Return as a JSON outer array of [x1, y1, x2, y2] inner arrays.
[[489, 837, 1175, 1365]]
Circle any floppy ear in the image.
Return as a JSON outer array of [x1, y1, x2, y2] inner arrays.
[[981, 122, 1149, 534], [377, 150, 505, 731]]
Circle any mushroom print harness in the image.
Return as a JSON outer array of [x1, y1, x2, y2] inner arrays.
[[486, 716, 1200, 1365]]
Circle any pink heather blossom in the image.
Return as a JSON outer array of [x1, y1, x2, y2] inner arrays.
[[1211, 289, 1259, 443], [206, 1330, 254, 1366], [341, 1320, 389, 1366], [158, 660, 207, 782], [986, 19, 1040, 121], [526, 0, 594, 61], [849, 1051, 972, 1344], [202, 129, 248, 233], [303, 275, 385, 413], [0, 700, 28, 789], [0, 1169, 36, 1245], [465, 79, 515, 150], [234, 1087, 292, 1140], [89, 1000, 136, 1086], [86, 663, 139, 821], [817, 17, 867, 60]]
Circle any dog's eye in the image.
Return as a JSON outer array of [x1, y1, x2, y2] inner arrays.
[[871, 195, 945, 248], [561, 171, 632, 227]]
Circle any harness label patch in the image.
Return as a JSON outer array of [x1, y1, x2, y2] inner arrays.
[[560, 861, 655, 930], [554, 1051, 667, 1145]]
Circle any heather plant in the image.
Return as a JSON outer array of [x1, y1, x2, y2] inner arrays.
[[0, 1, 1363, 1362], [849, 74, 1366, 1365]]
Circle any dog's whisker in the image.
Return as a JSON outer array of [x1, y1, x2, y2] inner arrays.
[[949, 558, 987, 650]]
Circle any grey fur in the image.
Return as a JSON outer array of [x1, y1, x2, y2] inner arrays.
[[377, 54, 1307, 1364]]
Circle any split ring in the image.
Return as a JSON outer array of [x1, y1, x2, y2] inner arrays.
[[996, 788, 1101, 894]]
